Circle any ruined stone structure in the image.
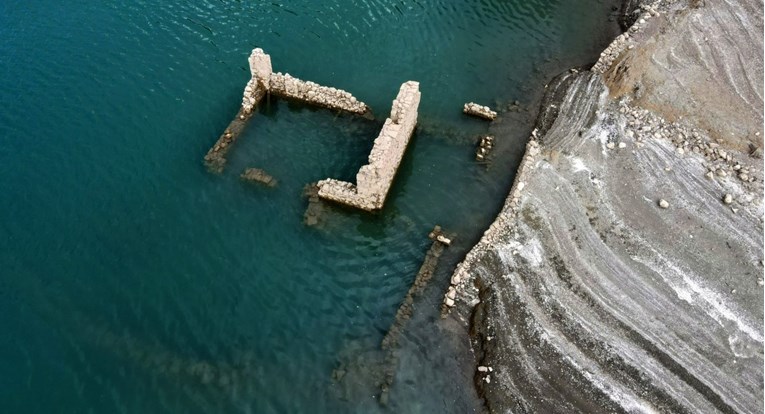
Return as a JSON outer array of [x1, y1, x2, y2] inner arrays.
[[463, 102, 497, 120], [241, 48, 272, 113], [269, 73, 369, 115], [316, 81, 421, 211], [204, 48, 369, 173]]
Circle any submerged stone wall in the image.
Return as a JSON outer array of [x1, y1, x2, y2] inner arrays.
[[317, 81, 421, 211]]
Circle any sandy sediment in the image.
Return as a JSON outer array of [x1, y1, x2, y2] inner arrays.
[[449, 0, 764, 412]]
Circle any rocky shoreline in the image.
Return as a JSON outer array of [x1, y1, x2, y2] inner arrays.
[[450, 0, 764, 412]]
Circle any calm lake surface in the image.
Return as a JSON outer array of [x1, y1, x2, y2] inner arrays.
[[0, 1, 619, 412]]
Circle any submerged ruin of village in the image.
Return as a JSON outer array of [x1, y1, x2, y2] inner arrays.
[[199, 0, 764, 411]]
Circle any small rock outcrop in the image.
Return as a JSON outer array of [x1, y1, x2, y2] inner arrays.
[[317, 81, 421, 211]]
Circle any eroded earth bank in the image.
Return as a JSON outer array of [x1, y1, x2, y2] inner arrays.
[[449, 0, 764, 412]]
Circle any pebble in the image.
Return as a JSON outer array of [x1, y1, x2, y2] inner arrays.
[[739, 173, 749, 181], [618, 142, 627, 149], [658, 199, 669, 209], [478, 366, 489, 372], [607, 142, 616, 149], [723, 194, 733, 204]]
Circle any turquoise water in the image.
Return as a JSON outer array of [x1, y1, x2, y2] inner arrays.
[[0, 1, 619, 412]]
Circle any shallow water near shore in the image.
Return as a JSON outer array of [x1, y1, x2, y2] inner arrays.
[[0, 1, 619, 412]]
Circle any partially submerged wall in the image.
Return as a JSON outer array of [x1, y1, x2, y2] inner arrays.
[[205, 48, 370, 173], [317, 81, 421, 211], [269, 73, 369, 115]]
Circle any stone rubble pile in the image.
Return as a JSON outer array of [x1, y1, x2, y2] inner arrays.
[[317, 81, 421, 211], [476, 135, 494, 161], [463, 102, 497, 120], [616, 100, 760, 188]]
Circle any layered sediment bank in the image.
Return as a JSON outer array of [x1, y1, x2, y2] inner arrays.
[[451, 0, 764, 412], [317, 81, 421, 211]]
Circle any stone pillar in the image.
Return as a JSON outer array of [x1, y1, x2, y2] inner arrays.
[[248, 48, 272, 90]]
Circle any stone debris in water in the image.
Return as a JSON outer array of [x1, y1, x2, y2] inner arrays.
[[463, 102, 497, 121], [240, 167, 277, 187], [476, 135, 494, 162], [302, 183, 323, 227], [317, 81, 421, 211], [205, 48, 370, 173]]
